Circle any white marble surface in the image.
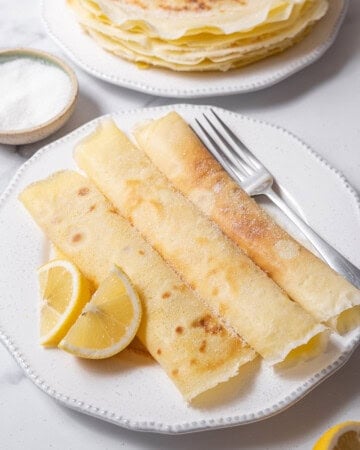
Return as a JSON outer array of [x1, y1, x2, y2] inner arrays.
[[0, 0, 359, 448]]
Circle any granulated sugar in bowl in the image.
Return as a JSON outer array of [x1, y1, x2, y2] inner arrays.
[[0, 48, 78, 145]]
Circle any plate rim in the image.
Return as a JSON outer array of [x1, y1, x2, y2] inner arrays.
[[1, 104, 359, 434], [40, 0, 349, 98]]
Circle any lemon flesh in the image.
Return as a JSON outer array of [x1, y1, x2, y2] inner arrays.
[[38, 260, 91, 347], [313, 421, 360, 450], [59, 266, 142, 359]]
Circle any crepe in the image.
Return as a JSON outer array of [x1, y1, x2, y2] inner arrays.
[[75, 119, 327, 365], [20, 170, 256, 402], [134, 111, 360, 333], [68, 0, 329, 71]]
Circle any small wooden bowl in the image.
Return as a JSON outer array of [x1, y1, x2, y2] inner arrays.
[[0, 48, 78, 145]]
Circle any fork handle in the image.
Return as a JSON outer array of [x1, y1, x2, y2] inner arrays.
[[266, 189, 360, 289]]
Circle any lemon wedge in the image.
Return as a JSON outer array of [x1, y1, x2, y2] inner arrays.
[[38, 259, 91, 347], [313, 421, 360, 450], [59, 266, 142, 359]]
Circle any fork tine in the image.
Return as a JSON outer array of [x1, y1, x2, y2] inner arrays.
[[202, 113, 254, 176], [210, 108, 261, 170], [193, 120, 245, 181], [193, 120, 246, 182]]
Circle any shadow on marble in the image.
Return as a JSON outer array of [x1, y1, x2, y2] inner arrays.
[[56, 346, 360, 449]]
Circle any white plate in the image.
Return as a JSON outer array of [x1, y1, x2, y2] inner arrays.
[[0, 105, 359, 434], [41, 0, 348, 98]]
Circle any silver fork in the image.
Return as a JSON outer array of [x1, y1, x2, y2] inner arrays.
[[193, 108, 360, 289]]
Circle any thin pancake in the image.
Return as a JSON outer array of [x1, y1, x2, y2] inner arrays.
[[75, 119, 327, 365], [20, 171, 255, 402], [134, 111, 360, 333], [92, 0, 325, 38], [68, 0, 328, 71]]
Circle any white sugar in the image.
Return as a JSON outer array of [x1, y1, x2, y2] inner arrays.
[[0, 57, 72, 131]]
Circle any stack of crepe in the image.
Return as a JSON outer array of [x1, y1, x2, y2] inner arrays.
[[19, 112, 360, 402], [67, 0, 329, 71]]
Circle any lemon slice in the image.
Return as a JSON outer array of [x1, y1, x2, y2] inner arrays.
[[38, 260, 91, 347], [59, 266, 142, 359], [313, 421, 360, 450]]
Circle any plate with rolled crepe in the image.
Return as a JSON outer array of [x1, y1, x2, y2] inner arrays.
[[0, 105, 359, 434], [41, 0, 347, 97]]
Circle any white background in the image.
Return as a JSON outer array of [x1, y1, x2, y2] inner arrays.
[[0, 0, 359, 448]]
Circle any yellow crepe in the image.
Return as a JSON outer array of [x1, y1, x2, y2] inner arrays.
[[68, 0, 328, 71], [134, 111, 360, 334], [75, 119, 327, 365], [19, 170, 255, 402]]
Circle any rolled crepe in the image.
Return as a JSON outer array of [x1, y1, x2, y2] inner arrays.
[[20, 170, 256, 402], [75, 119, 327, 364], [134, 111, 360, 333]]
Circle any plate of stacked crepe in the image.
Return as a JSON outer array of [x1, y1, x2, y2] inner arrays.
[[41, 0, 347, 97], [0, 105, 359, 434]]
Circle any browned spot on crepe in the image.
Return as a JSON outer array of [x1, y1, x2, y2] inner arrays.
[[78, 187, 89, 196], [72, 233, 82, 243], [199, 340, 207, 353], [192, 314, 224, 335]]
